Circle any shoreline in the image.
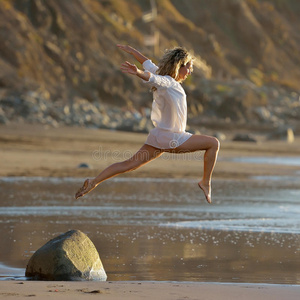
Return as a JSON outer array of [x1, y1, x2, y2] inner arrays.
[[0, 281, 299, 300]]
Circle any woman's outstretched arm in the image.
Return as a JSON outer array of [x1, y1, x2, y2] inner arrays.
[[117, 44, 149, 64]]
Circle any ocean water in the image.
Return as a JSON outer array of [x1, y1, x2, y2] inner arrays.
[[0, 175, 299, 284]]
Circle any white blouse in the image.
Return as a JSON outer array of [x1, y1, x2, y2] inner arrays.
[[141, 60, 192, 149]]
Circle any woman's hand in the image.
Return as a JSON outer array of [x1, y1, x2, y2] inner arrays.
[[117, 44, 134, 55], [117, 44, 149, 64], [120, 61, 138, 75], [120, 61, 150, 81]]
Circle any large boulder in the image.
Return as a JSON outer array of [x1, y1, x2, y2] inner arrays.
[[25, 230, 107, 281]]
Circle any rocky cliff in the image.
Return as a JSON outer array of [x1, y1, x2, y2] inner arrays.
[[0, 0, 299, 133]]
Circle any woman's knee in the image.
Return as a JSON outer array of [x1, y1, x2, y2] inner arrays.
[[211, 137, 220, 151]]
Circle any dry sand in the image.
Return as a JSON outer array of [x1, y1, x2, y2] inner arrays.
[[0, 123, 299, 179], [0, 281, 299, 300], [1, 123, 299, 299]]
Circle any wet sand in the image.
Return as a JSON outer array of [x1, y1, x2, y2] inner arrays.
[[0, 123, 300, 299], [1, 176, 299, 283]]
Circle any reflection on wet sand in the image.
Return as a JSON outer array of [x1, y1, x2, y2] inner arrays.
[[0, 177, 299, 284]]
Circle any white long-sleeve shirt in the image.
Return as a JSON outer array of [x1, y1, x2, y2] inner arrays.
[[142, 59, 192, 149], [143, 60, 187, 133]]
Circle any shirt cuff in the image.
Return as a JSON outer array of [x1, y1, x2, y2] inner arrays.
[[142, 72, 154, 84], [142, 59, 152, 69]]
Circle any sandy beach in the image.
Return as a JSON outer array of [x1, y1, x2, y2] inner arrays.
[[0, 281, 299, 300], [0, 123, 299, 179], [0, 124, 299, 299]]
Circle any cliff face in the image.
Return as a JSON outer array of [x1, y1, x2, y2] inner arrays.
[[171, 0, 300, 87], [0, 0, 299, 130], [0, 0, 135, 104]]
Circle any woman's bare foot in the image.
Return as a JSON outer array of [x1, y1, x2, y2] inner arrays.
[[198, 180, 212, 204], [75, 179, 95, 199]]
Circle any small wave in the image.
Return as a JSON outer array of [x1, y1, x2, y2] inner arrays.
[[251, 175, 300, 181], [0, 263, 24, 278], [0, 177, 81, 183], [161, 218, 300, 234], [0, 176, 198, 185], [232, 156, 300, 166]]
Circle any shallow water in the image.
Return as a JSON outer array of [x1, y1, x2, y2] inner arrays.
[[0, 176, 299, 284], [230, 156, 300, 166]]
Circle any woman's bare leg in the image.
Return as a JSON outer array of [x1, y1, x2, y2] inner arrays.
[[75, 144, 163, 199], [168, 135, 220, 204]]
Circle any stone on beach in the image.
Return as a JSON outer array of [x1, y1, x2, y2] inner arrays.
[[77, 162, 91, 169], [267, 127, 295, 143], [232, 133, 257, 143], [25, 230, 107, 281]]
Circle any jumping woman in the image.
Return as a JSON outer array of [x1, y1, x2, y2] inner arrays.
[[75, 44, 220, 203]]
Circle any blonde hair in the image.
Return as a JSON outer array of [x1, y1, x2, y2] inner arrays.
[[150, 47, 194, 92], [157, 47, 194, 80]]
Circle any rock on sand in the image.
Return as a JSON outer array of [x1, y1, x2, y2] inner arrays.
[[25, 230, 107, 281]]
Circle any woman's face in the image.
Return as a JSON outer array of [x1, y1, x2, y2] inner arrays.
[[177, 61, 193, 82]]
